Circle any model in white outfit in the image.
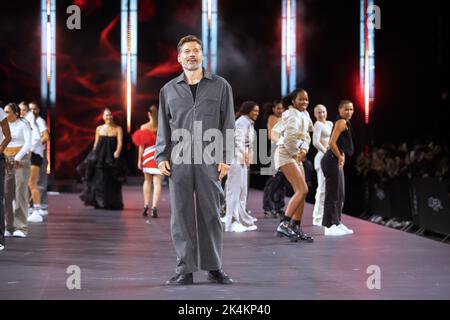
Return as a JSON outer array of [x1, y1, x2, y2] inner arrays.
[[4, 103, 31, 238], [225, 102, 259, 232], [312, 104, 333, 226], [273, 89, 314, 242]]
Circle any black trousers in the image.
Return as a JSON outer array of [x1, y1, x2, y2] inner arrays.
[[321, 150, 345, 228], [263, 171, 286, 212]]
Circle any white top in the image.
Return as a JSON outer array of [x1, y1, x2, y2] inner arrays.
[[276, 106, 314, 157], [27, 113, 48, 157], [8, 119, 32, 161], [313, 121, 333, 154], [233, 115, 255, 164], [313, 120, 333, 170], [0, 108, 6, 145]]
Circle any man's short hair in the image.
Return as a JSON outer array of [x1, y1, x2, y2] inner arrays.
[[177, 35, 203, 53]]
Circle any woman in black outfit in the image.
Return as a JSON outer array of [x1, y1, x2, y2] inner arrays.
[[321, 100, 355, 236], [80, 108, 125, 210]]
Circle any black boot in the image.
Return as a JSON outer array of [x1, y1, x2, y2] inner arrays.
[[151, 207, 158, 218], [291, 222, 314, 243], [142, 206, 149, 217], [276, 221, 298, 241]]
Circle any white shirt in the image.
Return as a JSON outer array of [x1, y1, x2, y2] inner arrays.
[[277, 106, 314, 157], [313, 120, 333, 170], [313, 121, 333, 154], [233, 115, 255, 164], [8, 119, 32, 161], [27, 113, 48, 157], [0, 108, 6, 145]]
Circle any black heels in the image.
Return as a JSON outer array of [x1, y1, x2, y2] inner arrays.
[[143, 206, 158, 218]]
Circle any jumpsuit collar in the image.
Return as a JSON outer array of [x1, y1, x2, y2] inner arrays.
[[176, 68, 213, 84]]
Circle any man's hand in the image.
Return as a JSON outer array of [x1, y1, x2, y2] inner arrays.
[[158, 161, 171, 176], [113, 150, 120, 159], [218, 163, 230, 180], [137, 160, 142, 171]]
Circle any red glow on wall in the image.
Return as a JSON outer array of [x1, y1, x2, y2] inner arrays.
[[145, 50, 181, 77], [74, 0, 103, 15], [100, 16, 120, 62], [174, 2, 200, 29], [139, 0, 156, 22]]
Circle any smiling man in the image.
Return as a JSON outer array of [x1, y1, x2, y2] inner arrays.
[[155, 35, 235, 285]]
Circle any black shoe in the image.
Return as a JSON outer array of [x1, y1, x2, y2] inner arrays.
[[276, 221, 298, 242], [165, 273, 193, 285], [291, 224, 314, 243], [142, 206, 149, 217], [263, 209, 272, 217], [276, 210, 285, 220], [207, 270, 233, 284], [151, 207, 158, 218]]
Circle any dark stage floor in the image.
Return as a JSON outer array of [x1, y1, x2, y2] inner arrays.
[[1, 186, 449, 300]]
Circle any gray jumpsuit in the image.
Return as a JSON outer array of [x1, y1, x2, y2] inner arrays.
[[155, 70, 235, 274]]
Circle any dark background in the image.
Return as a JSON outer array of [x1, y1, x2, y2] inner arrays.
[[0, 0, 448, 184]]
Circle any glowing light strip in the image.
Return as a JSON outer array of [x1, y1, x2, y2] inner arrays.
[[361, 0, 375, 125], [364, 41, 369, 125], [126, 14, 132, 134], [41, 0, 55, 173], [207, 0, 212, 27], [281, 0, 296, 96], [286, 0, 291, 72], [121, 0, 137, 134], [202, 0, 217, 73], [46, 0, 51, 81]]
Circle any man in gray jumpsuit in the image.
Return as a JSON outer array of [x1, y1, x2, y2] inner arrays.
[[155, 35, 235, 285]]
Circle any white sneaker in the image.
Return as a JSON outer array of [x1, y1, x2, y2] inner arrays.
[[220, 216, 226, 224], [4, 230, 13, 238], [246, 225, 258, 231], [324, 225, 347, 236], [27, 211, 43, 223], [13, 230, 27, 238], [230, 222, 247, 233], [0, 244, 4, 251], [312, 219, 323, 226], [338, 223, 354, 234], [38, 209, 48, 217]]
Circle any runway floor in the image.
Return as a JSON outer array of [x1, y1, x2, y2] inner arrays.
[[1, 186, 449, 300]]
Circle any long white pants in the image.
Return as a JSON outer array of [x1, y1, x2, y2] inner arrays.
[[225, 163, 254, 231], [312, 152, 326, 225]]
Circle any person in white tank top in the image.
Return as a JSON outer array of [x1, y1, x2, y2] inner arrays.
[[312, 104, 333, 226]]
